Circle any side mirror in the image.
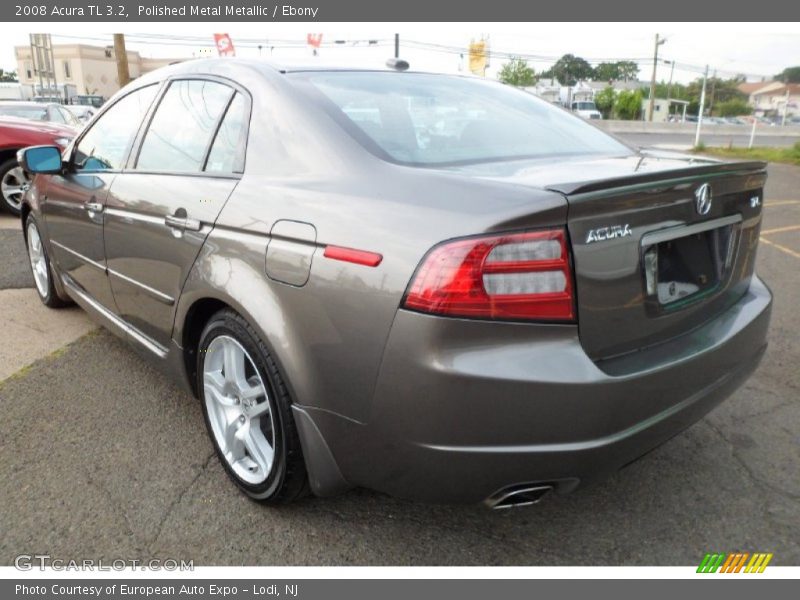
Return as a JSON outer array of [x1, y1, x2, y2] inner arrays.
[[17, 146, 63, 175]]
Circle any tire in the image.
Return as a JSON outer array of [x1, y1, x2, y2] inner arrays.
[[198, 308, 309, 503], [25, 215, 68, 308], [0, 157, 29, 216]]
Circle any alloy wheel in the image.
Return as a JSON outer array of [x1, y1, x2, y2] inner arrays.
[[2, 166, 30, 212], [26, 221, 49, 298], [203, 335, 275, 485]]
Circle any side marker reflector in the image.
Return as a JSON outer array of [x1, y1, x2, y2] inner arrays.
[[323, 245, 383, 267]]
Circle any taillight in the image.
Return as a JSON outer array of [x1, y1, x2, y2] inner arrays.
[[402, 229, 575, 321]]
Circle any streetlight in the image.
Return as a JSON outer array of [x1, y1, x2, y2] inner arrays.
[[663, 59, 675, 119], [648, 33, 666, 122], [664, 59, 675, 100]]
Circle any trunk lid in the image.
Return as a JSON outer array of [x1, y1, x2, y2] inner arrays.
[[443, 152, 767, 361], [552, 156, 767, 361]]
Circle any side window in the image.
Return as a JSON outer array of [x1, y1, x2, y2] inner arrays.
[[205, 93, 248, 173], [57, 106, 78, 126], [49, 107, 66, 124], [74, 85, 158, 172], [136, 80, 233, 173]]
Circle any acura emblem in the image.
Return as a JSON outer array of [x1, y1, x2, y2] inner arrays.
[[695, 183, 712, 216]]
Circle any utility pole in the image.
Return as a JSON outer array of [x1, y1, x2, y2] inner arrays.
[[665, 60, 675, 99], [694, 65, 709, 148], [113, 34, 130, 88], [665, 59, 675, 118], [648, 33, 666, 122], [394, 33, 399, 58]]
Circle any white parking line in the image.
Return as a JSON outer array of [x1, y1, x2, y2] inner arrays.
[[766, 200, 800, 207], [760, 237, 800, 260], [761, 224, 800, 235]]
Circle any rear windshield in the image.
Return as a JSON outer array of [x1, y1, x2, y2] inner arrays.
[[294, 72, 630, 166], [0, 105, 48, 121]]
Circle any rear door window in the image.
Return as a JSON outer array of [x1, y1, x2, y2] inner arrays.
[[136, 79, 234, 173], [205, 92, 248, 174]]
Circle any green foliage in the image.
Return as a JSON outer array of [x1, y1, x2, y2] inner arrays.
[[0, 69, 18, 82], [614, 89, 643, 120], [593, 62, 620, 82], [541, 54, 594, 86], [594, 86, 616, 119], [645, 75, 750, 117], [696, 142, 800, 166], [498, 57, 536, 87], [775, 66, 800, 83], [615, 61, 640, 82], [716, 98, 752, 117]]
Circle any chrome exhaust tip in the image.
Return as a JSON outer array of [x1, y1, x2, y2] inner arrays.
[[485, 484, 554, 510]]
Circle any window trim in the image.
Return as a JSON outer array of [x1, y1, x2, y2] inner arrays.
[[128, 75, 252, 178], [203, 92, 249, 175], [68, 82, 164, 174]]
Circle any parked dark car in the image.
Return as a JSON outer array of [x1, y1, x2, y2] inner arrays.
[[18, 60, 772, 507], [0, 116, 76, 214], [0, 101, 81, 128]]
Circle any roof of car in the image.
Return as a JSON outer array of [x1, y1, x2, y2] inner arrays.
[[164, 57, 458, 76], [0, 100, 57, 107]]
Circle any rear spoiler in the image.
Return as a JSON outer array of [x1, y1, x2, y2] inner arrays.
[[545, 159, 768, 198]]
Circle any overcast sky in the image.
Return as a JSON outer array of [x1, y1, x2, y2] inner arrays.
[[3, 23, 799, 84]]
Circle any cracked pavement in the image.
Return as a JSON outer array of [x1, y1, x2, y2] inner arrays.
[[0, 163, 798, 566]]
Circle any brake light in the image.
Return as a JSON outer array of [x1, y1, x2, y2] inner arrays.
[[402, 229, 575, 321]]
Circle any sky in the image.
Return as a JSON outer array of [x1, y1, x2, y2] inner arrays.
[[3, 22, 799, 84]]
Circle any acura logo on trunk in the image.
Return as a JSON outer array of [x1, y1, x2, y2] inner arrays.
[[695, 184, 713, 215]]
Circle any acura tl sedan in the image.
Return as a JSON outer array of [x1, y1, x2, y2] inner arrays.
[[18, 59, 771, 508]]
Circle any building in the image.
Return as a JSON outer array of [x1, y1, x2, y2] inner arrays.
[[748, 83, 800, 119], [586, 79, 648, 94], [641, 98, 672, 122], [523, 78, 560, 103], [15, 43, 183, 101]]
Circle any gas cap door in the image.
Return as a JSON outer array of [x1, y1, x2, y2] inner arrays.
[[265, 220, 317, 287]]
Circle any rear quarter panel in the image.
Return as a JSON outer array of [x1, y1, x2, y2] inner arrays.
[[173, 64, 569, 423]]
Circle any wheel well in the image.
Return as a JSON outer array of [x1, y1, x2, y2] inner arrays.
[[0, 148, 20, 167], [182, 298, 229, 396]]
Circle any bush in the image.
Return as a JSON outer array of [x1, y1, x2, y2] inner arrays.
[[716, 98, 751, 117], [594, 87, 616, 120], [614, 90, 643, 120]]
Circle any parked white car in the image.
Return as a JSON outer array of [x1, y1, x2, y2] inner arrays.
[[64, 104, 97, 124]]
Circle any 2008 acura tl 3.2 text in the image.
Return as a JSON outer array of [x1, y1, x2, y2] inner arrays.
[[17, 59, 771, 508]]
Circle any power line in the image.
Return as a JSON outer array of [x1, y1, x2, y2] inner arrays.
[[45, 33, 775, 81]]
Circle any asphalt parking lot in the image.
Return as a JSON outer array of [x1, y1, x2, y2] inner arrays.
[[0, 163, 798, 566]]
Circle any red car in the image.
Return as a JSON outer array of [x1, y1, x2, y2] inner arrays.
[[0, 116, 76, 215]]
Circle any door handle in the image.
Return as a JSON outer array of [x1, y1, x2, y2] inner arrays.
[[84, 201, 103, 213], [164, 214, 202, 231]]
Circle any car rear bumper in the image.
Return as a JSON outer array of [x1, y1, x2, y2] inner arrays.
[[303, 275, 772, 504]]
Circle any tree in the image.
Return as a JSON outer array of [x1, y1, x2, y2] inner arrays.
[[615, 89, 643, 120], [541, 54, 594, 86], [498, 57, 536, 87], [686, 76, 747, 115], [0, 69, 18, 82], [716, 98, 752, 117], [616, 60, 639, 82], [594, 62, 620, 82], [594, 86, 616, 119], [775, 66, 800, 83]]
